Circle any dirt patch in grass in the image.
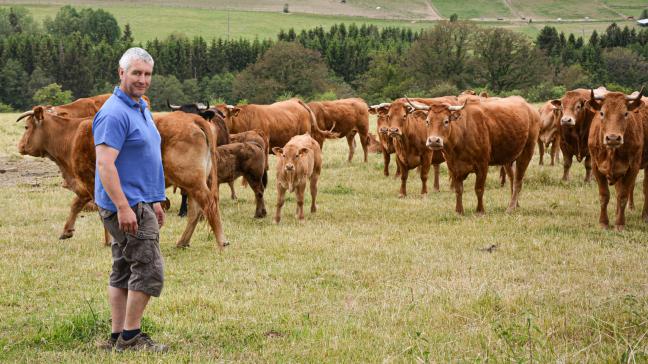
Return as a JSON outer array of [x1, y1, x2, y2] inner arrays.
[[0, 156, 60, 188]]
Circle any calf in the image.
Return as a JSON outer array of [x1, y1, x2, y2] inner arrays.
[[538, 101, 562, 166], [587, 89, 648, 230], [272, 134, 322, 223], [369, 103, 400, 177], [412, 96, 540, 214]]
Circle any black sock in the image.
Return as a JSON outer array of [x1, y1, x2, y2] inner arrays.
[[111, 332, 121, 341], [121, 328, 141, 341]]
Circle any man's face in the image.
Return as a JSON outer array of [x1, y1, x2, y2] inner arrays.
[[119, 59, 153, 100]]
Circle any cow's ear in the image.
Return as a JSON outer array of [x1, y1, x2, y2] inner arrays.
[[272, 147, 283, 156], [377, 106, 389, 115], [449, 110, 462, 121], [587, 99, 602, 111], [411, 110, 427, 119], [367, 107, 376, 115], [298, 147, 309, 156], [33, 106, 44, 126], [201, 110, 216, 120], [231, 107, 241, 117], [628, 99, 644, 112], [550, 99, 562, 109]]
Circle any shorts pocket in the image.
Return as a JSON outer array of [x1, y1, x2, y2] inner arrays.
[[123, 235, 157, 264]]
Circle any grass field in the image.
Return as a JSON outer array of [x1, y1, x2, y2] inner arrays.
[[1, 110, 648, 361], [0, 2, 642, 42]]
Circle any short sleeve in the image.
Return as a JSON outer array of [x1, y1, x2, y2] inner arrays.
[[93, 112, 128, 151]]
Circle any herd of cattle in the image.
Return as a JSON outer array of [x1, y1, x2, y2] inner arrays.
[[13, 86, 648, 248]]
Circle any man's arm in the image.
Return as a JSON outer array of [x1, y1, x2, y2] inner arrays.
[[96, 144, 138, 234]]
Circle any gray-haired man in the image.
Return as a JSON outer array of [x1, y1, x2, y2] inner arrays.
[[94, 47, 167, 352]]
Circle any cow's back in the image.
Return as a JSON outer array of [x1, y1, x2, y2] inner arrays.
[[309, 98, 369, 135], [234, 100, 310, 150]]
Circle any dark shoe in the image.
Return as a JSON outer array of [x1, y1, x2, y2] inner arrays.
[[95, 336, 117, 351], [115, 332, 168, 352]]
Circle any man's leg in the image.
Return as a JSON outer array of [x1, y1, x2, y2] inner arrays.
[[109, 286, 128, 333], [124, 290, 150, 330]]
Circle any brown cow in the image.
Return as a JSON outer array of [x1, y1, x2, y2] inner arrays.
[[551, 88, 606, 181], [538, 101, 562, 166], [412, 96, 540, 214], [307, 98, 370, 162], [216, 99, 338, 161], [368, 103, 400, 177], [272, 134, 322, 223], [16, 110, 228, 248], [587, 89, 648, 230], [384, 97, 451, 197]]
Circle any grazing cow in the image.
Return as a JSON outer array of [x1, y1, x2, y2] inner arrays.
[[587, 88, 648, 230], [538, 101, 562, 166], [16, 110, 228, 248], [411, 96, 540, 214], [385, 97, 451, 197], [215, 99, 338, 161], [368, 103, 400, 177], [272, 134, 322, 223], [307, 98, 370, 162], [367, 132, 383, 153], [551, 88, 606, 181]]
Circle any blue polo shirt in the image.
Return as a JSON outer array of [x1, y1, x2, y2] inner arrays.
[[93, 87, 165, 212]]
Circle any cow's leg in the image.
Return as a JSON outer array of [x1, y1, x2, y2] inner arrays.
[[432, 164, 440, 192], [248, 177, 266, 218], [395, 156, 402, 178], [642, 169, 648, 223], [592, 167, 610, 229], [60, 195, 91, 239], [475, 165, 489, 214], [189, 185, 227, 248], [584, 155, 592, 183], [454, 178, 465, 215], [507, 141, 534, 212], [310, 172, 319, 213], [178, 192, 188, 217], [274, 187, 286, 224], [627, 181, 635, 210], [228, 180, 237, 200], [614, 170, 640, 231], [499, 166, 507, 187], [295, 184, 306, 222], [550, 141, 559, 166], [382, 148, 391, 177], [502, 163, 515, 193], [176, 196, 201, 248], [398, 161, 409, 198], [419, 154, 432, 197], [538, 140, 545, 166], [562, 153, 573, 181], [346, 133, 356, 162], [359, 131, 369, 163]]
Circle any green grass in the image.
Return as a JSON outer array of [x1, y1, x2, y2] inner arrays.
[[2, 111, 648, 361], [431, 0, 511, 19], [512, 0, 620, 20]]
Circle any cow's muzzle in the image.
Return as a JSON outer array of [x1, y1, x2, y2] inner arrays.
[[388, 128, 402, 137], [426, 136, 444, 150], [560, 117, 575, 127], [379, 127, 389, 135], [604, 134, 623, 148]]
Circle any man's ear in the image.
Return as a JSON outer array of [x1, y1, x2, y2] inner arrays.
[[272, 147, 283, 155]]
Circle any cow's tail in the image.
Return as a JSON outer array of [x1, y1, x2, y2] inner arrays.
[[193, 117, 227, 248], [297, 99, 339, 140]]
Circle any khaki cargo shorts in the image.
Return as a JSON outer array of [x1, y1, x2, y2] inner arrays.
[[99, 202, 164, 297]]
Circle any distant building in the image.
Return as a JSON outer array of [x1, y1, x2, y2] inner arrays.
[[638, 19, 648, 27]]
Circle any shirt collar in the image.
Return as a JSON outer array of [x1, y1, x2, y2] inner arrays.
[[113, 86, 148, 111]]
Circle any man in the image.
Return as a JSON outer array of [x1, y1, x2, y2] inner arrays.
[[94, 47, 167, 352]]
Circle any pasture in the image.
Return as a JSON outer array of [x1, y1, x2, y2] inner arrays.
[[1, 109, 648, 361], [0, 2, 641, 41]]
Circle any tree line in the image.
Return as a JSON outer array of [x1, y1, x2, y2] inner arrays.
[[1, 5, 647, 111]]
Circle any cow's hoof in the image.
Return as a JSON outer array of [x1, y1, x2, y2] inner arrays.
[[599, 223, 609, 229], [59, 232, 73, 240], [176, 243, 190, 249], [614, 225, 624, 232], [178, 212, 187, 217], [221, 241, 230, 247]]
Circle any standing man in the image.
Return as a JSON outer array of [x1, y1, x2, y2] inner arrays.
[[94, 47, 168, 352]]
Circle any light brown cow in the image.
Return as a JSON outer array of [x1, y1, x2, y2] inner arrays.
[[412, 96, 540, 214], [272, 134, 322, 223], [16, 110, 228, 248], [384, 97, 452, 197], [551, 88, 606, 181], [307, 98, 370, 162], [538, 101, 562, 166], [587, 89, 648, 230], [368, 103, 400, 177], [215, 99, 337, 164]]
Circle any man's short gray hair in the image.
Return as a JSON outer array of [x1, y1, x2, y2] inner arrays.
[[119, 47, 154, 71]]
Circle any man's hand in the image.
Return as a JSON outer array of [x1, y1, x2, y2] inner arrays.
[[117, 206, 138, 234], [153, 202, 165, 228]]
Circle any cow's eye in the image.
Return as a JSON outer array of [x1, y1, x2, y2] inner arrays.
[[24, 126, 28, 130], [600, 111, 604, 117], [444, 118, 450, 126], [624, 112, 628, 117]]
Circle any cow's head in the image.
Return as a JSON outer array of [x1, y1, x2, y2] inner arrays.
[[559, 87, 605, 127], [405, 98, 465, 151], [385, 99, 426, 139], [539, 101, 563, 145], [272, 145, 310, 174], [368, 103, 391, 136], [16, 106, 47, 157], [167, 100, 217, 120], [587, 88, 644, 149]]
